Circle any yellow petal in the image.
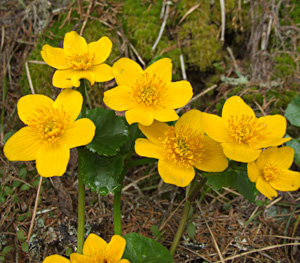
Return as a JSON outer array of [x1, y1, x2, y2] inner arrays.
[[43, 255, 70, 263], [4, 127, 41, 161], [134, 138, 164, 159], [175, 110, 204, 134], [52, 69, 75, 88], [158, 160, 195, 187], [255, 147, 277, 170], [160, 81, 193, 109], [222, 96, 255, 121], [71, 70, 95, 87], [125, 106, 154, 126], [105, 235, 126, 262], [103, 85, 136, 111], [63, 31, 88, 56], [145, 58, 172, 82], [201, 112, 232, 142], [251, 137, 291, 149], [17, 94, 53, 125], [258, 115, 287, 138], [70, 253, 91, 263], [60, 119, 96, 148], [118, 260, 130, 263], [247, 161, 261, 182], [138, 121, 169, 144], [273, 146, 295, 169], [36, 140, 70, 177], [83, 233, 107, 257], [90, 64, 114, 82], [53, 89, 83, 122], [112, 58, 144, 86], [153, 106, 179, 123], [88, 36, 112, 65], [194, 136, 228, 172], [256, 176, 277, 200], [41, 44, 69, 69], [221, 142, 261, 162], [269, 169, 300, 191]]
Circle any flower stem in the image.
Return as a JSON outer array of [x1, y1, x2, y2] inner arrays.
[[169, 176, 207, 256]]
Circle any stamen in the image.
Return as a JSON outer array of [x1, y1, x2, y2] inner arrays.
[[66, 52, 95, 70], [263, 163, 279, 181]]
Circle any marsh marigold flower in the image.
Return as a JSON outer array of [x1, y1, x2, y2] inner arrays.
[[201, 96, 290, 163], [103, 57, 193, 126], [135, 110, 228, 187], [247, 146, 300, 199], [43, 255, 70, 263], [4, 89, 95, 177], [41, 31, 114, 88]]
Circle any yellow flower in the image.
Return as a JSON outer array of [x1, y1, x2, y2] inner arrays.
[[43, 255, 70, 263], [247, 146, 300, 199], [41, 31, 114, 88], [70, 234, 130, 263], [201, 96, 291, 162], [4, 89, 95, 177], [103, 58, 193, 126], [135, 110, 228, 187]]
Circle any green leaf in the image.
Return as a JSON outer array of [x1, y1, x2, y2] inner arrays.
[[2, 246, 13, 255], [123, 233, 174, 263], [186, 222, 196, 239], [286, 138, 300, 165], [20, 184, 32, 191], [16, 230, 26, 241], [21, 242, 28, 253], [285, 95, 300, 127], [204, 169, 259, 203], [78, 148, 123, 196], [86, 107, 130, 156]]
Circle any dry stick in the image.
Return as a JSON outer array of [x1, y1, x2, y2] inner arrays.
[[79, 0, 94, 36], [179, 3, 200, 24], [179, 54, 187, 80], [27, 176, 43, 241], [25, 61, 35, 94], [219, 0, 226, 42]]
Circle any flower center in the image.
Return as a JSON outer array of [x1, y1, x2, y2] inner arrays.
[[228, 115, 269, 144], [66, 51, 95, 70], [27, 106, 70, 144], [161, 126, 204, 167], [263, 163, 279, 181], [130, 73, 165, 105]]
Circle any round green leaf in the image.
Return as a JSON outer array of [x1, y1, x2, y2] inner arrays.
[[285, 95, 300, 127], [21, 242, 29, 252], [123, 233, 174, 263], [186, 222, 196, 239], [86, 107, 130, 156], [78, 148, 123, 196], [286, 138, 300, 165]]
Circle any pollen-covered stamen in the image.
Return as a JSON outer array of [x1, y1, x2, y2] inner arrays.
[[27, 106, 70, 143], [66, 51, 95, 70], [228, 115, 269, 144], [161, 126, 205, 167], [130, 73, 165, 105], [263, 163, 279, 181]]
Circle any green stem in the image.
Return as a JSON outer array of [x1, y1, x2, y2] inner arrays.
[[77, 80, 87, 253], [169, 176, 207, 256]]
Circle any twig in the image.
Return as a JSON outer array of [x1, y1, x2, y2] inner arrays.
[[179, 54, 187, 80], [226, 47, 240, 74], [25, 61, 35, 94], [80, 0, 94, 36], [219, 0, 226, 42], [179, 3, 200, 24], [152, 1, 171, 51]]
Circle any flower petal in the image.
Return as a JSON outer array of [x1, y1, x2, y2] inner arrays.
[[63, 31, 88, 56], [251, 137, 291, 149], [53, 89, 83, 122], [36, 140, 70, 177], [41, 45, 69, 69], [105, 235, 126, 262], [135, 138, 164, 159], [90, 63, 114, 82], [125, 106, 154, 126], [112, 58, 144, 86], [221, 142, 261, 162], [158, 160, 195, 187], [201, 112, 232, 142], [4, 127, 41, 161], [88, 36, 112, 65], [222, 96, 255, 121], [103, 85, 136, 111], [175, 110, 204, 134], [153, 106, 179, 123], [138, 121, 169, 144], [160, 81, 193, 109], [82, 233, 107, 257], [43, 255, 70, 263], [118, 260, 130, 263], [60, 119, 96, 148], [71, 70, 95, 87], [17, 94, 53, 125], [194, 136, 228, 172], [53, 69, 75, 88], [145, 58, 172, 82], [247, 161, 261, 183], [70, 253, 91, 263], [259, 115, 287, 138], [256, 176, 277, 200], [273, 146, 295, 169], [269, 169, 300, 191]]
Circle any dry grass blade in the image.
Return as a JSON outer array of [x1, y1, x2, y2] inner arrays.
[[179, 3, 200, 24]]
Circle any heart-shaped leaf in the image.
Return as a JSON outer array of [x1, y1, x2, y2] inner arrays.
[[285, 95, 300, 127]]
